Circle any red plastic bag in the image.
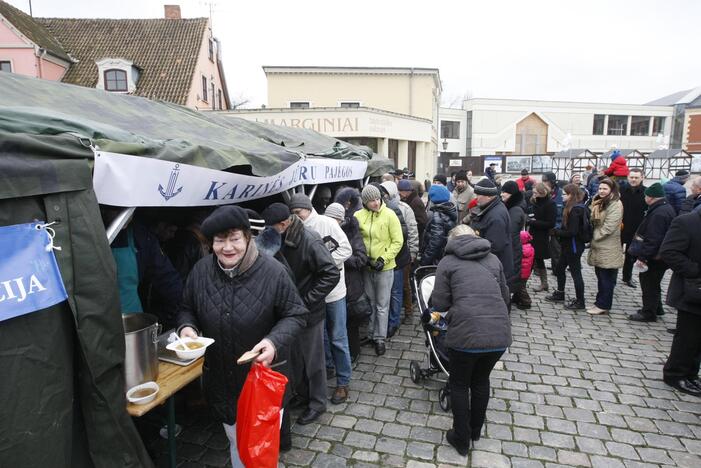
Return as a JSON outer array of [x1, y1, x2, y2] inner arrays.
[[236, 362, 288, 468]]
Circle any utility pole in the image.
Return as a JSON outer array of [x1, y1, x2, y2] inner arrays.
[[29, 0, 33, 17]]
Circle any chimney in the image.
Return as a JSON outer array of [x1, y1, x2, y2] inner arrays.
[[164, 5, 181, 19]]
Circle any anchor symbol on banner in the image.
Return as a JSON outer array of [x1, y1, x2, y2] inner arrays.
[[158, 164, 183, 201]]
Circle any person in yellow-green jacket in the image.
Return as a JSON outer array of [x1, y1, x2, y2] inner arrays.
[[354, 184, 404, 355]]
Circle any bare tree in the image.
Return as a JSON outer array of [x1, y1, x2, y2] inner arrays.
[[441, 90, 473, 108], [229, 93, 251, 109]]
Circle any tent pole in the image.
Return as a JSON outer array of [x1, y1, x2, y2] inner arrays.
[[106, 207, 136, 245], [308, 185, 318, 201], [363, 176, 370, 186]]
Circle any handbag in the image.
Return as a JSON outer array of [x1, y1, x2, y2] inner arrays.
[[347, 292, 372, 322]]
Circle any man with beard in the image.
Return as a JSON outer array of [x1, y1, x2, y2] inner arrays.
[[453, 171, 475, 224]]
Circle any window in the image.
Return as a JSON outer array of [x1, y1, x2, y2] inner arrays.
[[652, 116, 666, 135], [201, 76, 208, 102], [0, 61, 11, 73], [211, 83, 215, 110], [104, 69, 128, 92], [630, 116, 650, 136], [607, 115, 628, 136], [592, 114, 605, 135], [340, 101, 360, 108], [218, 89, 223, 110], [208, 38, 214, 62], [440, 120, 460, 139], [289, 101, 310, 109]]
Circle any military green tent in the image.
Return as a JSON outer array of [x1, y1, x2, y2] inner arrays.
[[0, 72, 392, 468]]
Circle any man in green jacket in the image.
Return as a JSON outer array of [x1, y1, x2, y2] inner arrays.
[[354, 185, 403, 355]]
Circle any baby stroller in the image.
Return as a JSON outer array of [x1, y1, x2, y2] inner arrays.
[[409, 265, 451, 411]]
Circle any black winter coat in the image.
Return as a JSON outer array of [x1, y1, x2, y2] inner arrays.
[[553, 205, 587, 256], [659, 210, 701, 315], [627, 199, 676, 263], [177, 253, 308, 425], [341, 216, 368, 302], [505, 192, 526, 287], [280, 216, 340, 326], [431, 235, 512, 351], [679, 194, 701, 215], [420, 201, 457, 266], [620, 184, 647, 245], [470, 197, 514, 280], [527, 196, 556, 259], [387, 200, 411, 268]]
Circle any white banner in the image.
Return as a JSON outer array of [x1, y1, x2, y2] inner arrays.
[[93, 151, 368, 207]]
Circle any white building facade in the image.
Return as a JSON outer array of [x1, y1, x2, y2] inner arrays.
[[438, 98, 675, 173], [218, 66, 442, 180]]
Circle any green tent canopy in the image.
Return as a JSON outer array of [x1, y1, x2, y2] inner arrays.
[[0, 72, 393, 185]]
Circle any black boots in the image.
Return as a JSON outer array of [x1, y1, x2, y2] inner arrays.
[[545, 290, 564, 302]]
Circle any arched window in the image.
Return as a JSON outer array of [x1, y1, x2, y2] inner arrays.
[[104, 69, 128, 92]]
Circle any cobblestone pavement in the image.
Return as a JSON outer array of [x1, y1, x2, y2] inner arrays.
[[143, 261, 701, 467]]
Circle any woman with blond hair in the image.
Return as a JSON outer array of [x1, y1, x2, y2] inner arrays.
[[526, 183, 556, 292], [587, 178, 624, 315]]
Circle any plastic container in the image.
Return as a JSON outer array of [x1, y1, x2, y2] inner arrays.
[[166, 336, 214, 360], [126, 381, 160, 405]]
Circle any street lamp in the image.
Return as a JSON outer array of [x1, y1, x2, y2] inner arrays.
[[442, 138, 448, 151]]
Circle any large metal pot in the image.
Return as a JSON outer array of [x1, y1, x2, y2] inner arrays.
[[122, 313, 161, 390]]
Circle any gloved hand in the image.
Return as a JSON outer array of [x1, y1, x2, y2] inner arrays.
[[372, 257, 385, 271]]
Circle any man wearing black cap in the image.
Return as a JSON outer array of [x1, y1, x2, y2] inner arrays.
[[664, 170, 690, 214], [626, 183, 676, 322], [261, 202, 340, 426], [469, 178, 514, 283], [485, 163, 497, 183], [453, 171, 475, 224]]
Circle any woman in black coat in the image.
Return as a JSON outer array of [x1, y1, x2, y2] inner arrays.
[[177, 206, 307, 466], [501, 181, 527, 293], [430, 225, 512, 455], [527, 182, 556, 292], [658, 209, 701, 397]]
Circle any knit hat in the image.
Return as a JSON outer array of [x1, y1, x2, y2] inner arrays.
[[474, 178, 499, 196], [644, 183, 665, 199], [361, 184, 382, 205], [675, 169, 690, 182], [201, 205, 250, 238], [287, 193, 313, 211], [610, 149, 621, 161], [455, 171, 468, 182], [501, 180, 520, 196], [261, 203, 290, 225], [428, 184, 450, 203], [433, 174, 447, 186], [397, 179, 413, 191], [324, 202, 346, 222], [380, 180, 399, 200]]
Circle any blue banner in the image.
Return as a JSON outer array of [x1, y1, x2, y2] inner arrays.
[[0, 222, 68, 322]]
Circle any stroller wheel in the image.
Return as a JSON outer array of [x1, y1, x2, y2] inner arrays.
[[409, 360, 422, 384], [439, 387, 451, 412]]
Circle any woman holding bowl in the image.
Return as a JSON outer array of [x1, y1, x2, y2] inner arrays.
[[177, 205, 307, 467]]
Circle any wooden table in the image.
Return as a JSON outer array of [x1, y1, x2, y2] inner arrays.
[[128, 359, 203, 468]]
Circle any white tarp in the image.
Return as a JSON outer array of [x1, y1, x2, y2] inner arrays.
[[93, 151, 368, 207]]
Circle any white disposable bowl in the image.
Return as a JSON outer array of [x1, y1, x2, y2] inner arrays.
[[127, 381, 159, 405], [166, 336, 214, 360]]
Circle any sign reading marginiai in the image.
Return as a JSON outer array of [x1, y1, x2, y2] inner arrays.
[[93, 151, 368, 207]]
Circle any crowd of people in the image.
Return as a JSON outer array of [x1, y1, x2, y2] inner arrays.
[[108, 157, 701, 463]]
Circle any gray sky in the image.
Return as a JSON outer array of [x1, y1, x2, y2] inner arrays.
[[7, 0, 701, 107]]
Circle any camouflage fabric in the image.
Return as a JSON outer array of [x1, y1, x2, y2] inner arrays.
[[0, 73, 392, 178]]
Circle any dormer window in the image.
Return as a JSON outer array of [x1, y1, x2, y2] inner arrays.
[[95, 58, 138, 93], [104, 69, 128, 92]]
